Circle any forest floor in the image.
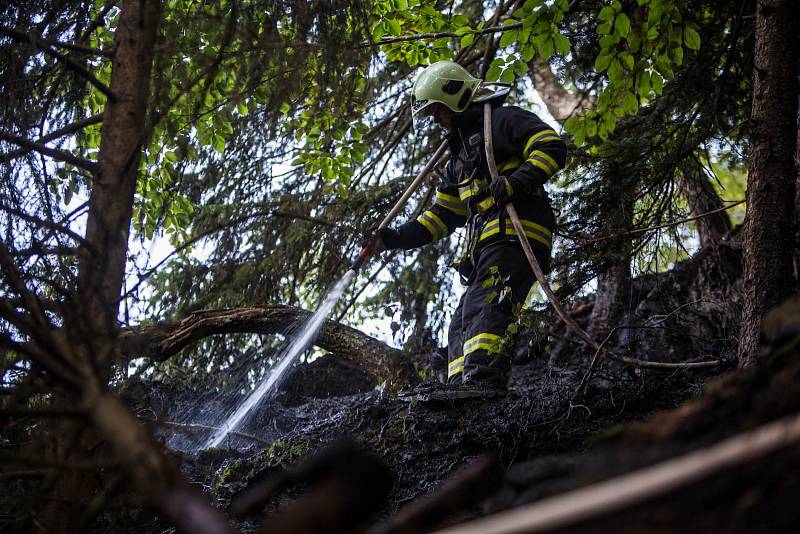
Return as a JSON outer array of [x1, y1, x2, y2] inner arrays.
[[134, 343, 721, 532]]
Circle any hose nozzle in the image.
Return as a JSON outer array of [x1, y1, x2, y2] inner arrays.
[[351, 240, 374, 272]]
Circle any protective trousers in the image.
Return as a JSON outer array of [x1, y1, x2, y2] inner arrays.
[[447, 240, 549, 387]]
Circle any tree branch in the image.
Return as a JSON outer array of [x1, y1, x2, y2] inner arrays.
[[117, 305, 417, 387], [0, 130, 97, 172], [0, 26, 112, 56], [0, 113, 103, 164]]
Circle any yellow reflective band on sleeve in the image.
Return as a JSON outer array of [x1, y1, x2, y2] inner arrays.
[[435, 192, 469, 216], [523, 129, 560, 158], [436, 191, 461, 204], [498, 158, 521, 174], [447, 356, 465, 378], [479, 218, 552, 250], [417, 210, 448, 240], [529, 150, 559, 173], [463, 333, 504, 356], [417, 216, 439, 240], [526, 154, 557, 177], [458, 183, 479, 201]]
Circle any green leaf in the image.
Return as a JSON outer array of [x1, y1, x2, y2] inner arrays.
[[212, 134, 225, 153], [627, 30, 641, 52], [452, 14, 469, 26], [594, 53, 611, 72], [623, 91, 638, 113], [563, 115, 579, 132], [387, 19, 401, 35], [598, 6, 614, 21], [536, 36, 554, 60], [597, 22, 611, 35], [520, 43, 535, 62], [512, 58, 528, 76], [614, 13, 630, 37], [670, 45, 683, 65], [646, 26, 659, 40], [573, 122, 586, 147], [599, 34, 620, 48], [460, 33, 474, 48], [684, 26, 701, 50], [554, 33, 570, 55], [164, 150, 178, 163], [608, 58, 623, 81], [652, 71, 664, 95], [371, 23, 385, 40], [620, 51, 634, 70], [486, 65, 502, 82], [500, 68, 515, 83], [637, 71, 651, 97], [499, 29, 519, 48]]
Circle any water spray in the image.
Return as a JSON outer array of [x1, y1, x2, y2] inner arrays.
[[202, 140, 449, 450]]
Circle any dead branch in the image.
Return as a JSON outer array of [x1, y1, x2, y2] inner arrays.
[[433, 410, 800, 534], [562, 200, 745, 249], [118, 305, 417, 386]]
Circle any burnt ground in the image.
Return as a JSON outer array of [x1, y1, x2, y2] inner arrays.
[[131, 347, 721, 533]]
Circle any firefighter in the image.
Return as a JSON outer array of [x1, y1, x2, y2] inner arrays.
[[376, 61, 566, 397]]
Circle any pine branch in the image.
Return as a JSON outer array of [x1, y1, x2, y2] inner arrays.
[[0, 130, 97, 172], [0, 113, 103, 164], [0, 26, 112, 56]]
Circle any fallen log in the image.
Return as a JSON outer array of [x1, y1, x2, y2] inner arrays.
[[118, 305, 417, 387]]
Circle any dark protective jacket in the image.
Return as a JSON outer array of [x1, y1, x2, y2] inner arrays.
[[385, 104, 566, 274]]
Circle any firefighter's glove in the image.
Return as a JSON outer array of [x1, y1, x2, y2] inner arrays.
[[489, 175, 514, 206], [368, 227, 402, 252]]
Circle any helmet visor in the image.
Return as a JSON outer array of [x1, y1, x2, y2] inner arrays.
[[410, 97, 438, 133], [411, 94, 433, 116]]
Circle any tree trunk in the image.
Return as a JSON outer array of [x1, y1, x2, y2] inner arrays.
[[589, 181, 634, 345], [589, 256, 632, 343], [676, 163, 732, 248], [794, 128, 800, 280], [737, 0, 799, 368], [74, 0, 161, 372], [118, 305, 417, 387]]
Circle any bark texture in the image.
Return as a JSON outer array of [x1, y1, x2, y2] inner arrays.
[[737, 0, 800, 367], [588, 257, 631, 342], [119, 305, 417, 387]]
